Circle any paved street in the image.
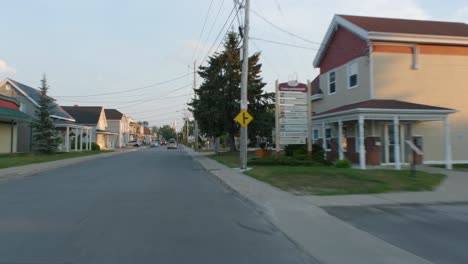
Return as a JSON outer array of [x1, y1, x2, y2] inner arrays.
[[0, 147, 314, 264], [324, 204, 468, 264]]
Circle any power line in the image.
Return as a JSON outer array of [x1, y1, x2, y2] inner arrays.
[[54, 72, 193, 98], [250, 37, 319, 50], [191, 0, 215, 62], [199, 3, 238, 66], [195, 0, 225, 62]]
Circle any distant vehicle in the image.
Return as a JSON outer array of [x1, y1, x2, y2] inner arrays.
[[127, 140, 141, 147], [167, 139, 177, 149], [160, 140, 167, 146], [150, 141, 158, 147]]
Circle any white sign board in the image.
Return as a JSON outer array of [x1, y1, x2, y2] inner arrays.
[[280, 137, 306, 145]]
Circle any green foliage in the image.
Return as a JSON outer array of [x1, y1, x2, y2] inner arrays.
[[32, 75, 60, 154], [189, 32, 273, 151], [335, 158, 352, 168], [158, 125, 176, 140]]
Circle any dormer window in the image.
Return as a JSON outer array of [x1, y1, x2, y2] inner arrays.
[[347, 61, 358, 88], [328, 71, 336, 95]]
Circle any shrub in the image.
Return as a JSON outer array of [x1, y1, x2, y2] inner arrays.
[[335, 158, 352, 168]]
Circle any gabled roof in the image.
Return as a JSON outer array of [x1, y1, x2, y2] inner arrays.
[[314, 15, 468, 67], [339, 15, 468, 38], [104, 109, 124, 120], [62, 106, 103, 125], [314, 99, 455, 118], [1, 78, 75, 122]]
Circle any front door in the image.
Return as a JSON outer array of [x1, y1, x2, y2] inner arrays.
[[384, 125, 405, 164]]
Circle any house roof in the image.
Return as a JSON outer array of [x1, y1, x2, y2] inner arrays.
[[62, 106, 103, 125], [104, 109, 124, 120], [314, 15, 468, 67], [339, 15, 468, 38], [3, 78, 75, 122], [314, 99, 454, 117]]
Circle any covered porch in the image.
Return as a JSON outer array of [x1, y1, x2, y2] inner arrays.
[[96, 130, 118, 150], [54, 122, 93, 152], [312, 100, 456, 170]]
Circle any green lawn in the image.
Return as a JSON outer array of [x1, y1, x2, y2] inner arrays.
[[208, 152, 256, 168], [245, 166, 445, 195], [208, 153, 446, 196], [432, 164, 468, 169], [0, 151, 111, 169]]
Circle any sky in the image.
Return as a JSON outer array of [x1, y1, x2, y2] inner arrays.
[[1, 0, 467, 130]]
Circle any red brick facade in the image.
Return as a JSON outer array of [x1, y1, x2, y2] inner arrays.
[[319, 26, 369, 74]]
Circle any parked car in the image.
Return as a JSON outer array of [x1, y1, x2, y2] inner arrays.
[[167, 139, 177, 149], [127, 140, 141, 147], [150, 141, 158, 147]]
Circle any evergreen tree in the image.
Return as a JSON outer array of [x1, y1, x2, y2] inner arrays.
[[33, 75, 60, 153], [189, 32, 274, 151]]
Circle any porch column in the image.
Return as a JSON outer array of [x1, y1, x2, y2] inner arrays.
[[74, 128, 78, 151], [10, 121, 14, 153], [338, 120, 343, 160], [65, 127, 70, 152], [444, 117, 453, 170], [88, 129, 92, 150], [79, 128, 83, 151], [322, 121, 327, 160], [394, 116, 401, 170], [358, 115, 366, 169]]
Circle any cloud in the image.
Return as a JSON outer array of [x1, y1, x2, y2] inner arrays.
[[0, 59, 16, 74]]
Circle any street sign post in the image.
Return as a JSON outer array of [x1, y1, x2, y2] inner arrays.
[[235, 109, 254, 128]]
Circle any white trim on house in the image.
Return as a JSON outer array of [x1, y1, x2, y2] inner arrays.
[[313, 108, 456, 120], [368, 43, 374, 99], [311, 94, 324, 101], [313, 15, 468, 67]]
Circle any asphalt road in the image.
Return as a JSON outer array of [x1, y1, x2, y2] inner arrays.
[[324, 204, 468, 264], [0, 147, 314, 264]]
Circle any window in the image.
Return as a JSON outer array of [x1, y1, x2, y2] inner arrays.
[[347, 62, 358, 88], [325, 128, 332, 150], [20, 102, 26, 113], [328, 72, 336, 94], [313, 129, 319, 143], [5, 84, 11, 90]]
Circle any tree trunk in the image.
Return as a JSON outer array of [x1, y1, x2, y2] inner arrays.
[[229, 133, 237, 152]]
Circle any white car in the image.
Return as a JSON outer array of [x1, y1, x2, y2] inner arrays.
[[127, 140, 141, 147], [150, 141, 158, 147], [167, 139, 178, 149]]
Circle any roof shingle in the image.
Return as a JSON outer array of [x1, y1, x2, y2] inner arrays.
[[104, 109, 124, 120], [62, 106, 103, 125]]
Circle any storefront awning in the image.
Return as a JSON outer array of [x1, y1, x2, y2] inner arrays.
[[0, 107, 32, 122]]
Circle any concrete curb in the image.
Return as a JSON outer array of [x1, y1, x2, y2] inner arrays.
[[0, 147, 145, 182]]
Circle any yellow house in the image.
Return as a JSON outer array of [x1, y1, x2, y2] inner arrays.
[[311, 15, 468, 169]]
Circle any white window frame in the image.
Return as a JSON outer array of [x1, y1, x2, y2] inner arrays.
[[19, 102, 26, 113], [328, 71, 336, 95], [347, 61, 359, 89], [313, 129, 319, 143]]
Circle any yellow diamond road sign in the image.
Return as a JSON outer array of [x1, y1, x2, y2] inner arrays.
[[234, 110, 253, 127]]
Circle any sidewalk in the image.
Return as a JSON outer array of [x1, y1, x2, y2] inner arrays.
[[185, 147, 432, 264], [0, 147, 144, 182]]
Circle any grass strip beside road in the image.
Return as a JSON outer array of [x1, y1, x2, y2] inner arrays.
[[208, 153, 445, 196], [208, 152, 256, 168], [0, 151, 111, 169]]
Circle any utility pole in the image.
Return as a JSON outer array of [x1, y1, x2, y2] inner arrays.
[[193, 60, 199, 151], [239, 0, 250, 169]]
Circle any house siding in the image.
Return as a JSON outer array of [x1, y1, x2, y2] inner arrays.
[[319, 26, 369, 74], [372, 48, 468, 162], [0, 124, 17, 153], [0, 83, 35, 152], [314, 56, 372, 114]]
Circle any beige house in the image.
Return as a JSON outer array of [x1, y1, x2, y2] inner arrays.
[[104, 109, 131, 148], [311, 15, 468, 169], [62, 106, 118, 150]]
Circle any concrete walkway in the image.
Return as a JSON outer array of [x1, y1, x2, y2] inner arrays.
[[185, 147, 433, 264], [0, 147, 144, 182]]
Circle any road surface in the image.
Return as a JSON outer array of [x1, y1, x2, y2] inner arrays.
[[0, 147, 315, 264]]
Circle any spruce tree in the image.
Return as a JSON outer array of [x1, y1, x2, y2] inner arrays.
[[33, 75, 60, 153]]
